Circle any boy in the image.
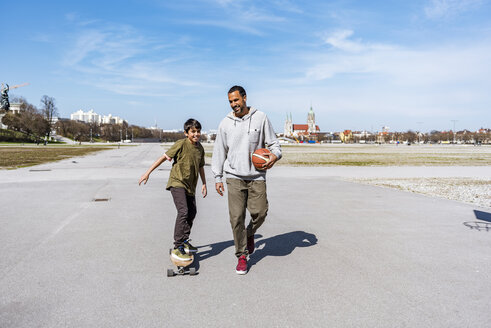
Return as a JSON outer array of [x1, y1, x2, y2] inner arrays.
[[139, 118, 207, 261]]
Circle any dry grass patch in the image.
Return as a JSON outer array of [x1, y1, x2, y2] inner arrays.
[[278, 144, 491, 166], [0, 146, 113, 169]]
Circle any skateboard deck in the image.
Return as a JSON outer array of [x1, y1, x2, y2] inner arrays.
[[167, 249, 197, 277]]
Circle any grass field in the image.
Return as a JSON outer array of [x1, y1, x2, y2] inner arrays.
[[201, 143, 491, 166], [0, 146, 113, 169], [279, 144, 491, 166], [3, 143, 491, 170]]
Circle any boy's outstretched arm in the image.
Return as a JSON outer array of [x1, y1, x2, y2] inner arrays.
[[199, 166, 207, 198], [139, 153, 172, 185]]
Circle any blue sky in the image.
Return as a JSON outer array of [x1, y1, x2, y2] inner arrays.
[[1, 0, 490, 133]]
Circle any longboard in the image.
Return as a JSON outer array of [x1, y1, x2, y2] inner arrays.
[[167, 249, 197, 277]]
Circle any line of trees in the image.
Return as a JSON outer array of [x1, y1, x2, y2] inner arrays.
[[384, 130, 489, 144], [316, 130, 490, 144], [54, 119, 208, 143]]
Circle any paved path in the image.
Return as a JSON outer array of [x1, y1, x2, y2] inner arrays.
[[1, 144, 490, 327]]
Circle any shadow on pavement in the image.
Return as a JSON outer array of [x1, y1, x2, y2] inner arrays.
[[190, 231, 318, 272], [249, 231, 318, 269], [462, 210, 491, 232], [192, 239, 236, 271]]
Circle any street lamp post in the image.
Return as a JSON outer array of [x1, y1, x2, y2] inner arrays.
[[451, 120, 458, 144], [416, 122, 423, 143]]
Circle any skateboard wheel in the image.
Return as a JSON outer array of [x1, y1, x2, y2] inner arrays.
[[189, 267, 196, 275], [167, 269, 174, 277]]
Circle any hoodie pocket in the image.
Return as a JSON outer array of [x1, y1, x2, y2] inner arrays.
[[249, 129, 260, 145]]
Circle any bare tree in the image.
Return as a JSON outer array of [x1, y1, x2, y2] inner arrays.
[[40, 95, 58, 139], [404, 130, 417, 143]]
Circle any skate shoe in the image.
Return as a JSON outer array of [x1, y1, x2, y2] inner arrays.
[[236, 255, 248, 275], [171, 246, 192, 261], [183, 240, 198, 254]]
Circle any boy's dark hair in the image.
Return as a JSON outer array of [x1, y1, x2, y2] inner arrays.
[[184, 118, 202, 132], [228, 85, 246, 97]]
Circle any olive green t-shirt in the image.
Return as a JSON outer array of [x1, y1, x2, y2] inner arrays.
[[165, 138, 205, 196]]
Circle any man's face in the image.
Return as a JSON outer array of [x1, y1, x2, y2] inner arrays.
[[185, 127, 201, 144], [228, 91, 248, 118]]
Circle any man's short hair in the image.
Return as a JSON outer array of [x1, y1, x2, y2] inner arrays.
[[228, 85, 246, 97], [184, 118, 202, 132]]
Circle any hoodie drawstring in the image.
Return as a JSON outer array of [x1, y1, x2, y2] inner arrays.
[[230, 108, 254, 133]]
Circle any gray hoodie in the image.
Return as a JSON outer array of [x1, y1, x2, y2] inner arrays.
[[212, 107, 282, 183]]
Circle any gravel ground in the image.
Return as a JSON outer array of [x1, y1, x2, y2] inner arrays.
[[348, 177, 491, 208]]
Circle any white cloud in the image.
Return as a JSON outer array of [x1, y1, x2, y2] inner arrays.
[[178, 0, 286, 35], [62, 24, 202, 97], [292, 30, 491, 126], [424, 0, 484, 19], [272, 0, 303, 14], [324, 30, 365, 52], [323, 29, 394, 53], [309, 30, 491, 87], [182, 19, 265, 36]]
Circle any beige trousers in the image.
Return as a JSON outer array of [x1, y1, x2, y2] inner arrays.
[[226, 178, 268, 257]]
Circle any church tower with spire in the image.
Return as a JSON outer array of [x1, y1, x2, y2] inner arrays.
[[284, 112, 293, 137], [307, 106, 316, 134]]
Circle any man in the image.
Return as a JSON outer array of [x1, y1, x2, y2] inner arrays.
[[212, 85, 282, 274]]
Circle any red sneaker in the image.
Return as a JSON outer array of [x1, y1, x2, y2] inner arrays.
[[247, 235, 255, 254], [236, 255, 248, 275]]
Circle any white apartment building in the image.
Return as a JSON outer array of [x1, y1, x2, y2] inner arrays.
[[71, 109, 101, 123], [70, 110, 126, 125], [101, 114, 125, 125]]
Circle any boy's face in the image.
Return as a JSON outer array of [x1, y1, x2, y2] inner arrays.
[[185, 127, 201, 144]]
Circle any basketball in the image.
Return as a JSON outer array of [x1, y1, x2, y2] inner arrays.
[[251, 148, 271, 170]]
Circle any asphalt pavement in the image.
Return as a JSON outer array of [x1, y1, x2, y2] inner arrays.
[[1, 143, 490, 327]]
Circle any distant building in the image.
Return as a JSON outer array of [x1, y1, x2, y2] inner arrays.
[[352, 130, 373, 143], [339, 130, 353, 143], [0, 103, 21, 129], [71, 109, 100, 123], [101, 113, 125, 125], [377, 126, 390, 143], [284, 106, 320, 142], [70, 109, 126, 125], [9, 103, 21, 114]]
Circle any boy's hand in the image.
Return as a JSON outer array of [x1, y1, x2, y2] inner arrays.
[[139, 174, 149, 185], [202, 184, 207, 198], [215, 182, 224, 196]]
